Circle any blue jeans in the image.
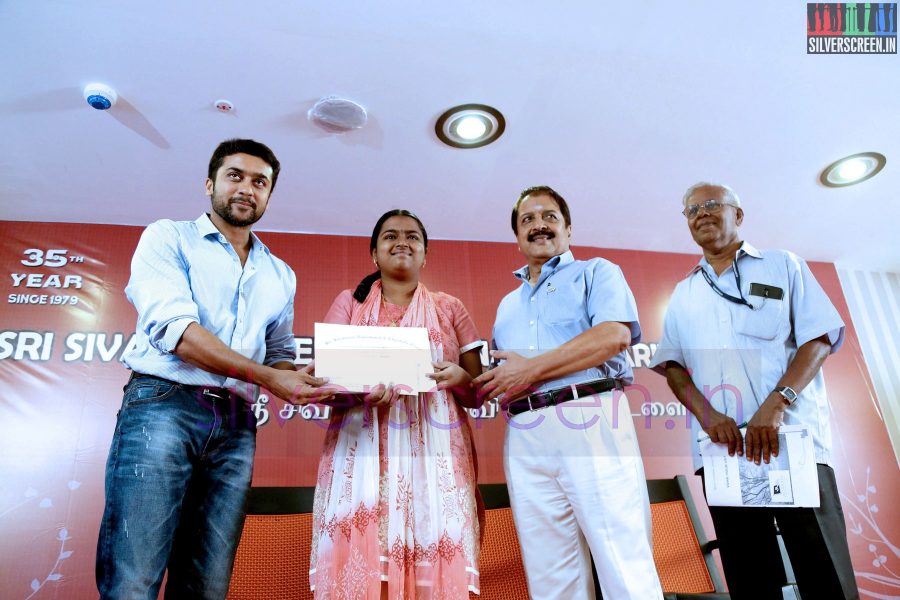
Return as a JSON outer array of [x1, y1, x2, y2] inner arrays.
[[96, 374, 257, 600]]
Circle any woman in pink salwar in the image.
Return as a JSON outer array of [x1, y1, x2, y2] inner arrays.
[[310, 210, 483, 600]]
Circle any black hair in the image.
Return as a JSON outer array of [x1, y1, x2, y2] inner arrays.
[[352, 209, 428, 302], [510, 185, 571, 233], [207, 138, 281, 192]]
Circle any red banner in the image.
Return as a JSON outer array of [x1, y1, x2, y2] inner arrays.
[[1, 221, 896, 598]]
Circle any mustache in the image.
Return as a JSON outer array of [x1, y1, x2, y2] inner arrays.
[[527, 229, 555, 242], [229, 197, 256, 209]]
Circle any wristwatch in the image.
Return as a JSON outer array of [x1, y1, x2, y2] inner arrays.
[[774, 385, 798, 406]]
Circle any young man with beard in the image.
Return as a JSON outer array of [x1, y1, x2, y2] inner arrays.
[[474, 186, 662, 599], [649, 182, 858, 599], [96, 139, 332, 599]]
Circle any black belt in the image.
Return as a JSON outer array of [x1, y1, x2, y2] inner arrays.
[[505, 378, 624, 417], [128, 371, 233, 401]]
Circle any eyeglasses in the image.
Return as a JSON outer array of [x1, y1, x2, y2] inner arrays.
[[682, 199, 736, 219]]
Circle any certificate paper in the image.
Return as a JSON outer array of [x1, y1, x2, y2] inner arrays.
[[700, 425, 820, 508], [314, 323, 434, 394]]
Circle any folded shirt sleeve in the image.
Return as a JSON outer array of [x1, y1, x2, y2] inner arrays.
[[125, 221, 200, 354], [586, 261, 642, 345], [649, 293, 686, 376], [787, 253, 845, 353], [264, 276, 298, 366]]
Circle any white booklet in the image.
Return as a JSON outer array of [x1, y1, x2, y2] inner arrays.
[[313, 323, 434, 395], [699, 424, 820, 507]]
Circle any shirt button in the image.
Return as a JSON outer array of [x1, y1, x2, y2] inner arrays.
[[529, 320, 535, 326], [528, 345, 535, 350], [530, 297, 535, 302]]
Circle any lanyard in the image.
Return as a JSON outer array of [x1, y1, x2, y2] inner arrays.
[[700, 259, 754, 310]]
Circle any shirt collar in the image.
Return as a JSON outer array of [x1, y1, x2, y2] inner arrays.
[[196, 213, 270, 255], [513, 250, 574, 282], [688, 240, 761, 277]]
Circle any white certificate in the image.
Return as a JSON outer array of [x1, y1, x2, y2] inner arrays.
[[700, 424, 820, 508], [313, 322, 434, 395]]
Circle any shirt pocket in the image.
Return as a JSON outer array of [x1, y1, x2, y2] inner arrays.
[[542, 283, 587, 324], [542, 301, 590, 346], [734, 297, 786, 341]]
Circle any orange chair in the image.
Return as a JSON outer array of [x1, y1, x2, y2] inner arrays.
[[477, 479, 730, 599], [471, 484, 529, 599], [228, 479, 732, 600], [647, 476, 728, 600], [227, 487, 315, 600], [228, 485, 531, 600]]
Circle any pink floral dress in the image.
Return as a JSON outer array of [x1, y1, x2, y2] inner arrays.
[[310, 281, 482, 599]]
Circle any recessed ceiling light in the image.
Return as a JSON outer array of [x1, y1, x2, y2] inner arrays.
[[456, 116, 487, 140], [820, 152, 886, 187], [435, 104, 505, 148]]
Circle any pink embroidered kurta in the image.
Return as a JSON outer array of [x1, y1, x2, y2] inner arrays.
[[310, 282, 482, 599]]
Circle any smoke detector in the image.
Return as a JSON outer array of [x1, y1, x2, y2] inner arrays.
[[83, 83, 118, 110], [214, 99, 235, 113]]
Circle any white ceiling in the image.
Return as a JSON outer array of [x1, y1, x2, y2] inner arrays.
[[1, 1, 897, 271]]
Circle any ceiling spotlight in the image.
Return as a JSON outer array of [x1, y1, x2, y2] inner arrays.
[[820, 152, 886, 187], [456, 116, 487, 140], [436, 104, 505, 148]]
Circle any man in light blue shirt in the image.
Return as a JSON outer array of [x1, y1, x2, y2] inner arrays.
[[96, 139, 331, 600], [650, 182, 858, 599], [475, 186, 662, 599]]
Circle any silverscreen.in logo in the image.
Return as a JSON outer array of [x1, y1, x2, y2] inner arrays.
[[807, 3, 897, 54]]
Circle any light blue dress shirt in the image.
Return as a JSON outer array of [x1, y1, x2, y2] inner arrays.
[[121, 214, 297, 400], [491, 250, 641, 392], [650, 242, 845, 468]]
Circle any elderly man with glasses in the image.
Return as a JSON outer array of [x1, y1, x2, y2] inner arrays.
[[649, 182, 859, 599]]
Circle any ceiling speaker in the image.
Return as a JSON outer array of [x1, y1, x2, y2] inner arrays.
[[308, 96, 368, 133]]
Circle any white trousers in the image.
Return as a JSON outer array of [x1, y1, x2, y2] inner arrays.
[[504, 391, 663, 600]]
